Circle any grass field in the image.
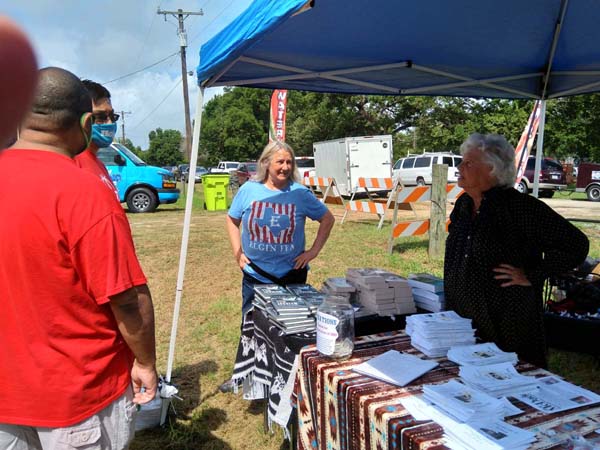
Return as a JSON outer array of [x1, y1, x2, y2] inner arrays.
[[128, 182, 600, 450]]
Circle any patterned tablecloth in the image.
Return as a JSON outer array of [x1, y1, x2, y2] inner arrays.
[[232, 309, 314, 432], [294, 332, 600, 450]]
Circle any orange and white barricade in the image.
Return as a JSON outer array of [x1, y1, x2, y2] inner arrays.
[[341, 177, 397, 229], [388, 184, 463, 251], [302, 176, 345, 205]]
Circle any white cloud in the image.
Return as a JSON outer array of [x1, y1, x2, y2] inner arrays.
[[2, 0, 252, 150]]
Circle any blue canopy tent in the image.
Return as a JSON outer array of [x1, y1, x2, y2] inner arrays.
[[164, 0, 600, 408]]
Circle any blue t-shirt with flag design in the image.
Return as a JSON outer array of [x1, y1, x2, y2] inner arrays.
[[228, 180, 328, 282]]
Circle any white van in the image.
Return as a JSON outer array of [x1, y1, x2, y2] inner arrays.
[[392, 152, 462, 186]]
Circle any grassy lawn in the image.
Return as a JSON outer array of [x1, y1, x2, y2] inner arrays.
[[127, 185, 600, 450]]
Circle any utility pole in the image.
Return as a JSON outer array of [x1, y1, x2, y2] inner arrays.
[[120, 110, 132, 144], [157, 7, 203, 162]]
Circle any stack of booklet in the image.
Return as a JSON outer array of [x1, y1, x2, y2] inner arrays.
[[407, 273, 445, 312], [253, 284, 316, 335], [352, 350, 438, 387], [321, 277, 356, 303], [447, 342, 518, 366], [459, 362, 540, 397], [406, 311, 476, 358], [287, 284, 326, 314], [346, 268, 416, 316], [423, 379, 506, 422]]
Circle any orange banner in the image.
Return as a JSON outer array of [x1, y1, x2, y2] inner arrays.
[[269, 89, 287, 143]]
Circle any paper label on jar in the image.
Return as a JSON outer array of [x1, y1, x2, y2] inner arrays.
[[316, 311, 339, 355]]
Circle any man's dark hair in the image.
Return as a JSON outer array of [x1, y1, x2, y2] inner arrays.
[[28, 67, 92, 131], [81, 79, 111, 104]]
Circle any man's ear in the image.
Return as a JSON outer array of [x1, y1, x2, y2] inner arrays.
[[81, 112, 92, 135]]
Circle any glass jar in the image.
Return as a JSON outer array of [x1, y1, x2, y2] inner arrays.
[[316, 295, 355, 360]]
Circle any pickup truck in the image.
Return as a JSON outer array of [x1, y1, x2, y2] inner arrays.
[[97, 143, 180, 213], [210, 161, 239, 174]]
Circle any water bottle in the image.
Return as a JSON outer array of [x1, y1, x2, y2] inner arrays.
[[316, 295, 355, 360]]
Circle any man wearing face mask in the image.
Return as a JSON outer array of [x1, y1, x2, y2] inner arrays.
[[74, 79, 120, 199], [0, 67, 157, 449]]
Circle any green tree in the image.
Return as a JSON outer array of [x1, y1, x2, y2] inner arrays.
[[146, 128, 184, 166], [200, 87, 270, 165], [116, 138, 143, 157]]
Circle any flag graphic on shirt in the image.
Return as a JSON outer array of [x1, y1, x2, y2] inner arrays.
[[248, 201, 295, 244]]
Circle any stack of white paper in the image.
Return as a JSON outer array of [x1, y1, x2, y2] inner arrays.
[[459, 363, 539, 398], [514, 375, 600, 414], [423, 380, 505, 422], [406, 311, 476, 358], [447, 343, 518, 366], [353, 350, 438, 387]]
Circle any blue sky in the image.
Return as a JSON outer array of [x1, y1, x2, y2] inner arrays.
[[2, 0, 252, 149]]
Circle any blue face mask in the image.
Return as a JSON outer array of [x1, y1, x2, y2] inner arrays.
[[91, 123, 117, 147]]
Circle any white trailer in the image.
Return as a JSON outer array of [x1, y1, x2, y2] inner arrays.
[[313, 135, 393, 196]]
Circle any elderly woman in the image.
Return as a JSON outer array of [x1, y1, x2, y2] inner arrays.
[[445, 133, 589, 367], [220, 141, 334, 392]]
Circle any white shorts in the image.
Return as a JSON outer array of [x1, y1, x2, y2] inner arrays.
[[0, 386, 137, 450]]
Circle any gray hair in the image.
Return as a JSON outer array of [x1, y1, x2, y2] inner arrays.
[[253, 140, 301, 183], [460, 133, 516, 187]]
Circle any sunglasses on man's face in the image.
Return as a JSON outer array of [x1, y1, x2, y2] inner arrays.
[[92, 111, 120, 123]]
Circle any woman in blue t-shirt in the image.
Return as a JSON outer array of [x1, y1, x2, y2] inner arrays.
[[219, 141, 334, 392]]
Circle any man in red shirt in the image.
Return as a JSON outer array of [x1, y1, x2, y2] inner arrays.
[[74, 79, 120, 200], [0, 67, 157, 449]]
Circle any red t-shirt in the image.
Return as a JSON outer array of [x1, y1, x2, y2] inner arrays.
[[0, 149, 147, 427], [74, 148, 120, 201]]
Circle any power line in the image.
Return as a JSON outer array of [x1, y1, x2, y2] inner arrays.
[[102, 51, 179, 85], [130, 77, 183, 130]]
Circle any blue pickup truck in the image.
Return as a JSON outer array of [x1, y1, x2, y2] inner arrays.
[[96, 143, 180, 213]]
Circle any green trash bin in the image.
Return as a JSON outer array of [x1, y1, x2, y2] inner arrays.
[[201, 173, 230, 211]]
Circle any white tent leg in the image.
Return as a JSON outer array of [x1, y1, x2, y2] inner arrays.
[[161, 87, 205, 426], [532, 99, 547, 198]]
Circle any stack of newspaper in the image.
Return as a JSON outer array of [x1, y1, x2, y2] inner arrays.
[[346, 268, 416, 316], [447, 342, 518, 366], [514, 375, 600, 414], [253, 284, 315, 334], [459, 362, 540, 398], [423, 379, 506, 422], [445, 420, 537, 450], [401, 395, 536, 450], [406, 311, 476, 357], [407, 273, 445, 312]]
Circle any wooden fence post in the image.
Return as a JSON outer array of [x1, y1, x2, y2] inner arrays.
[[428, 164, 448, 258]]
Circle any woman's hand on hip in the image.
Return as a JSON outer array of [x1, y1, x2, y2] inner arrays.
[[237, 252, 249, 270], [293, 248, 318, 269], [493, 264, 532, 287]]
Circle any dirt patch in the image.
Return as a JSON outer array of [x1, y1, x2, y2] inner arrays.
[[541, 198, 600, 221]]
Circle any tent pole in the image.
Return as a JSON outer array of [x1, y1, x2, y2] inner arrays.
[[159, 87, 205, 427], [532, 99, 547, 198], [166, 86, 205, 383]]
